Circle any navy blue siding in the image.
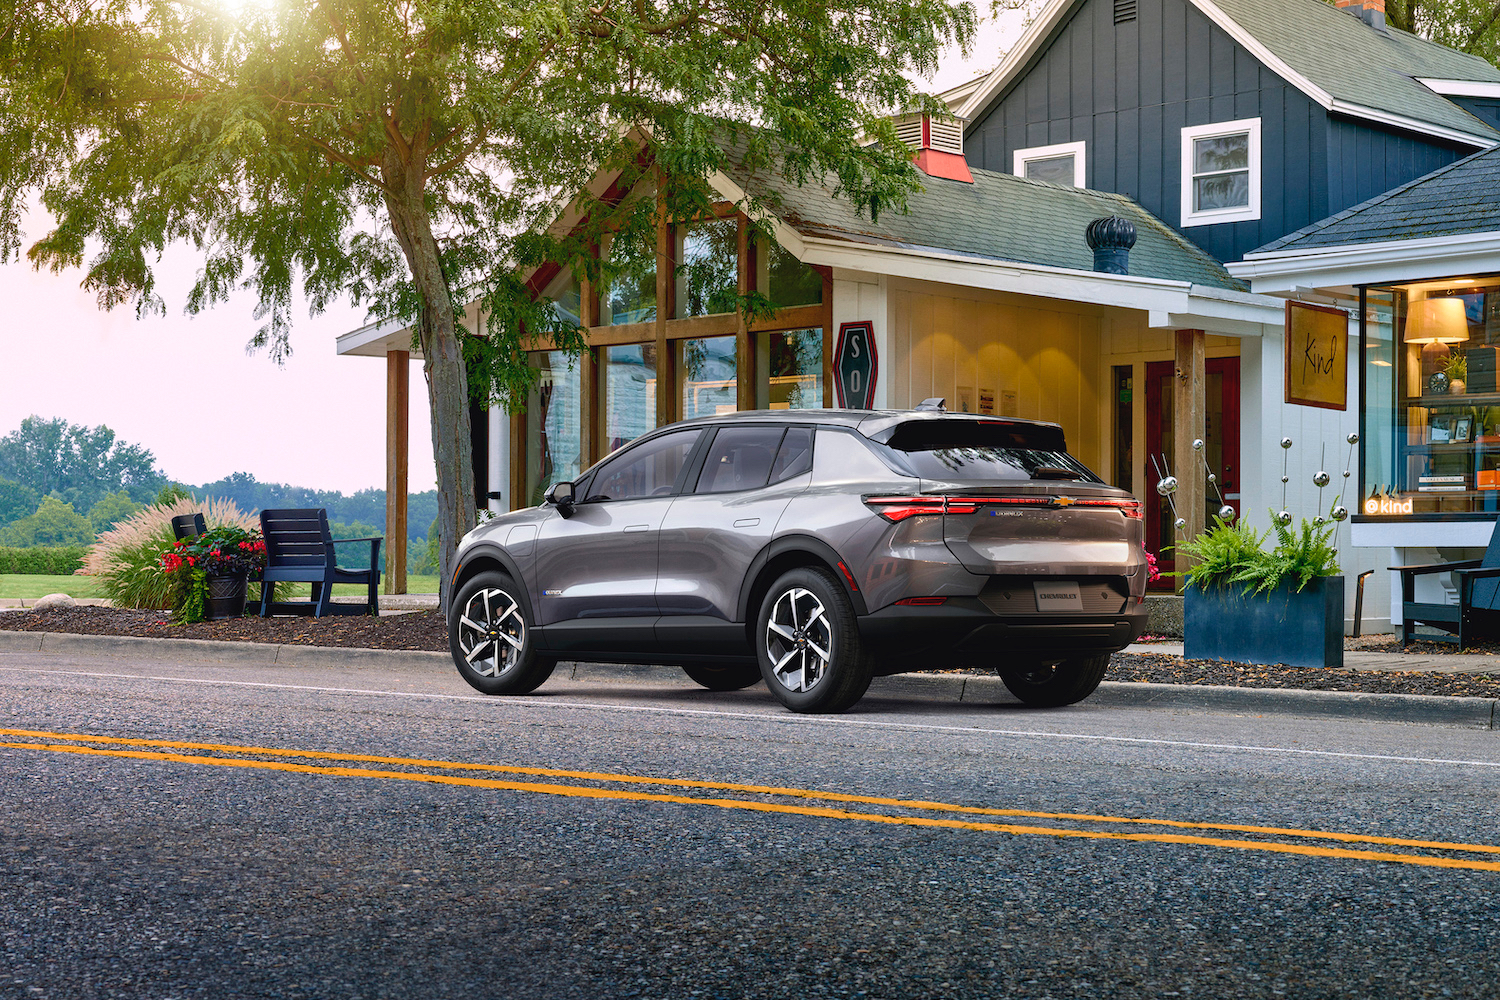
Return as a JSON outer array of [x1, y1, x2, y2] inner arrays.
[[965, 0, 1472, 263], [1449, 95, 1500, 130]]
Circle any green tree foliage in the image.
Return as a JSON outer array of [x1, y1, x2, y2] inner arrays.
[[196, 471, 437, 542], [0, 416, 165, 511], [0, 495, 95, 547], [0, 0, 974, 605], [88, 490, 141, 535], [0, 478, 39, 527], [156, 483, 195, 506]]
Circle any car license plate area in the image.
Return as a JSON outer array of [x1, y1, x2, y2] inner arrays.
[[1033, 580, 1082, 612]]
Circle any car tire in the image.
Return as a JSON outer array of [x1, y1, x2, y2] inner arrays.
[[756, 566, 873, 714], [449, 571, 557, 695], [682, 662, 763, 691], [1000, 654, 1110, 707]]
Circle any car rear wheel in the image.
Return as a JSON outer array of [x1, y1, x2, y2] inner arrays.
[[1000, 654, 1109, 707], [756, 566, 872, 714], [449, 571, 557, 695], [682, 662, 763, 691]]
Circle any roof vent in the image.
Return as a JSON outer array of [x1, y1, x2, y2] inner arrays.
[[1335, 0, 1388, 33], [893, 112, 973, 183], [1085, 216, 1137, 275], [1113, 0, 1137, 24]]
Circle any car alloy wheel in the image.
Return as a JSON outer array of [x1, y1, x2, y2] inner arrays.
[[448, 571, 556, 695], [756, 566, 872, 714], [1000, 654, 1110, 707]]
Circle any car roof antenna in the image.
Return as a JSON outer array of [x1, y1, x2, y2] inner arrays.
[[914, 397, 947, 412]]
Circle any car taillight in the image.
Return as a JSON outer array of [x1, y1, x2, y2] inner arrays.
[[895, 596, 948, 606], [863, 496, 946, 522], [942, 495, 1145, 518]]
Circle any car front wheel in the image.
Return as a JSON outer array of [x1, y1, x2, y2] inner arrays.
[[1000, 654, 1110, 707], [756, 566, 872, 714], [449, 571, 557, 695]]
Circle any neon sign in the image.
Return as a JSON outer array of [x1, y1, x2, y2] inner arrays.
[[1364, 496, 1413, 515]]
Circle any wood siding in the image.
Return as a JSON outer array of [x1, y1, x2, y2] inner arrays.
[[966, 0, 1470, 263]]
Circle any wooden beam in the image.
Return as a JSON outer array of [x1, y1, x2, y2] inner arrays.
[[655, 187, 675, 426], [580, 274, 600, 467], [736, 214, 753, 411], [384, 350, 410, 596], [1173, 329, 1207, 591]]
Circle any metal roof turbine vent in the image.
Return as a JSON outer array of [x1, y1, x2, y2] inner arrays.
[[1085, 215, 1137, 275]]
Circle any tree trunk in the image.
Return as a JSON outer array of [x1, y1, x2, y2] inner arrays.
[[382, 148, 475, 614]]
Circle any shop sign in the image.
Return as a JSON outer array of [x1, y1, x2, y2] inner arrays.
[[835, 321, 878, 408], [1285, 301, 1348, 410]]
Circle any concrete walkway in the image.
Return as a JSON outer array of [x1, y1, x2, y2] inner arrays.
[[1125, 640, 1500, 674], [0, 594, 441, 612]]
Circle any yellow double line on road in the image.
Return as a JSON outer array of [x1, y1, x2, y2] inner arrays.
[[5, 726, 1499, 873]]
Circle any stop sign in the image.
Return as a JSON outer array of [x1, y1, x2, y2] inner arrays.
[[834, 321, 878, 409]]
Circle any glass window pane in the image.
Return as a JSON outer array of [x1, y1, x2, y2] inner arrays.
[[1194, 171, 1250, 211], [677, 219, 738, 318], [1194, 133, 1248, 174], [525, 351, 583, 507], [768, 328, 824, 409], [604, 344, 658, 453], [770, 426, 814, 482], [1023, 154, 1075, 185], [681, 335, 738, 418], [766, 240, 823, 308], [696, 426, 786, 494], [542, 269, 582, 327], [605, 231, 656, 326], [584, 430, 701, 502]]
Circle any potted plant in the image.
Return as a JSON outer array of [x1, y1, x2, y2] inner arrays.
[[159, 525, 268, 622], [1176, 512, 1344, 668], [1447, 352, 1468, 395]]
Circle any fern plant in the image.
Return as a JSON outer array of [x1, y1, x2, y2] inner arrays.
[[1176, 510, 1340, 595], [1174, 515, 1269, 592], [1254, 511, 1341, 594]]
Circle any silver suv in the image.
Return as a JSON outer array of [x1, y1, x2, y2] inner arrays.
[[448, 407, 1149, 713]]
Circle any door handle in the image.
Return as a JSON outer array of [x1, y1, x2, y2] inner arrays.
[[624, 524, 650, 532], [733, 518, 760, 528]]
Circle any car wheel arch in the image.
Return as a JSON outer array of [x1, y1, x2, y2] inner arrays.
[[737, 535, 868, 634], [452, 545, 535, 621]]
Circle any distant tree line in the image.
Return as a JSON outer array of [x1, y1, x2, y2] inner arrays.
[[0, 417, 442, 571]]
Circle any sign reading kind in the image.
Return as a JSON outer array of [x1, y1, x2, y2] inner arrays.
[[835, 321, 878, 409], [1365, 496, 1414, 515]]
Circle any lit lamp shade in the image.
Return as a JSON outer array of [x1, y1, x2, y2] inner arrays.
[[1404, 297, 1470, 344]]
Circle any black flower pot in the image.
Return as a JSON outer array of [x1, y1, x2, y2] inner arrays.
[[1184, 577, 1344, 668], [205, 572, 248, 620]]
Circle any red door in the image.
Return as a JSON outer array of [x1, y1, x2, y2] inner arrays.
[[1144, 357, 1240, 583]]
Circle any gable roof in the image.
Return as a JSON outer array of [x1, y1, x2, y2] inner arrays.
[[721, 156, 1246, 291], [958, 0, 1500, 149], [1248, 143, 1500, 254]]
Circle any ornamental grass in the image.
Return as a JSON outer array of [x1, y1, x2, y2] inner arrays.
[[85, 496, 257, 609]]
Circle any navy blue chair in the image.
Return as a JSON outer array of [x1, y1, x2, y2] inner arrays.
[[258, 509, 381, 617], [1393, 521, 1500, 647]]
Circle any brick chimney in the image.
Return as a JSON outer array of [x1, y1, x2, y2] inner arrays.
[[893, 113, 974, 183], [1336, 0, 1388, 31]]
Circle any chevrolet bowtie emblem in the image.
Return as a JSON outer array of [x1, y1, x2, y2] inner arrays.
[[1050, 495, 1077, 508]]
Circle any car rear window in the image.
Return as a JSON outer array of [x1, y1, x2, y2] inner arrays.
[[870, 419, 1101, 483]]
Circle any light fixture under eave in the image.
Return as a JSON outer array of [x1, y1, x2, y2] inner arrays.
[[1404, 297, 1470, 344]]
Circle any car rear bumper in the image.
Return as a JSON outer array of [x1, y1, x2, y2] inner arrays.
[[857, 598, 1149, 671]]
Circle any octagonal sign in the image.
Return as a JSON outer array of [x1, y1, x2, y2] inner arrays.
[[834, 321, 878, 409]]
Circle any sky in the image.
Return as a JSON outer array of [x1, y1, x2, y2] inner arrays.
[[0, 12, 1023, 498]]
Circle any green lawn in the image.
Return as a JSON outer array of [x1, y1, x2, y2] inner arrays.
[[0, 575, 106, 599], [0, 573, 437, 601]]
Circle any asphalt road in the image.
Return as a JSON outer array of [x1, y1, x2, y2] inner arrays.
[[5, 647, 1500, 999]]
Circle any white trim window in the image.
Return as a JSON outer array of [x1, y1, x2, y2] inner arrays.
[[1180, 118, 1261, 227], [1013, 140, 1086, 187]]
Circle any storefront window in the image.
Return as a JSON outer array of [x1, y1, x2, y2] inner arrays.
[[604, 231, 656, 326], [676, 219, 738, 317], [542, 268, 582, 328], [525, 351, 583, 507], [681, 335, 737, 418], [761, 238, 823, 308], [768, 328, 823, 409], [604, 344, 658, 453], [1362, 277, 1500, 516]]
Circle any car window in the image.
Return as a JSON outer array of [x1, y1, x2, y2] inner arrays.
[[769, 426, 814, 482], [696, 426, 786, 494], [583, 430, 702, 501], [870, 419, 1102, 483]]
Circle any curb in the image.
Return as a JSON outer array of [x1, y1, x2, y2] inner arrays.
[[2, 629, 1496, 729]]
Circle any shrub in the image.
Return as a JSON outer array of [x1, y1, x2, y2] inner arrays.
[[1176, 510, 1340, 595], [0, 545, 90, 574], [86, 496, 256, 609], [0, 495, 95, 547], [88, 490, 141, 534]]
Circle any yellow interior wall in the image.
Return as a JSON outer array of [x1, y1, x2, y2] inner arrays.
[[892, 288, 1103, 471]]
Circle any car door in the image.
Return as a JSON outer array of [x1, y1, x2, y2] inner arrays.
[[533, 428, 703, 653], [655, 425, 814, 654]]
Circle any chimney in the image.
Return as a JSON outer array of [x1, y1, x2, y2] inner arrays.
[[1086, 216, 1136, 275], [894, 113, 974, 183], [1336, 0, 1388, 32]]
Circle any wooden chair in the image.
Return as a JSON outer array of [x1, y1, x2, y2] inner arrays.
[[1393, 521, 1500, 647], [257, 508, 382, 617], [170, 513, 206, 540]]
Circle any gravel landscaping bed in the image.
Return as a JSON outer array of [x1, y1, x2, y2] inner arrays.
[[5, 606, 1500, 698]]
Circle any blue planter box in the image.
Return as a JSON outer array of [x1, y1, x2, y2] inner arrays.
[[1184, 576, 1344, 668]]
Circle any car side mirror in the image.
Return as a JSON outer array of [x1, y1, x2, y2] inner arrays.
[[545, 481, 576, 518]]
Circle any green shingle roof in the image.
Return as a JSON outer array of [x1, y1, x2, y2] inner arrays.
[[727, 159, 1245, 291], [1252, 144, 1500, 253], [1210, 0, 1500, 142]]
